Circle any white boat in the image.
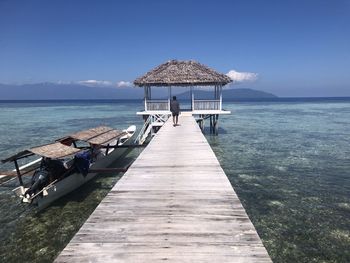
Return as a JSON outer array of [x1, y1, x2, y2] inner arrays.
[[2, 125, 136, 209]]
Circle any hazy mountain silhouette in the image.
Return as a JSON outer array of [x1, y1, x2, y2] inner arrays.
[[175, 88, 277, 100], [0, 83, 277, 100], [0, 83, 145, 100]]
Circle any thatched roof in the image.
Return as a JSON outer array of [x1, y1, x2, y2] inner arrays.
[[2, 126, 127, 163], [88, 130, 126, 145], [29, 142, 82, 159], [57, 126, 126, 145], [134, 60, 232, 87], [69, 126, 113, 141], [2, 142, 82, 163]]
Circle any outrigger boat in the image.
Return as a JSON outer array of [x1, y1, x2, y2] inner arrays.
[[1, 125, 136, 209]]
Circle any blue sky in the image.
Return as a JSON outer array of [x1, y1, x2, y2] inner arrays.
[[0, 0, 349, 96]]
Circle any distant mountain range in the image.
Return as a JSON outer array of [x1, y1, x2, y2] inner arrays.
[[0, 83, 277, 100], [0, 83, 145, 100], [175, 88, 277, 100]]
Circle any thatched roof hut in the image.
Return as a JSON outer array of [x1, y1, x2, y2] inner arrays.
[[134, 60, 232, 87]]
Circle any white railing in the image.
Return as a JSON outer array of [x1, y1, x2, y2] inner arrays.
[[146, 100, 169, 111], [193, 100, 221, 110]]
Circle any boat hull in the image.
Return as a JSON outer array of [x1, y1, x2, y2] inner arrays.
[[13, 125, 136, 209]]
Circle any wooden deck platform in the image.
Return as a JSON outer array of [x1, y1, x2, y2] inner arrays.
[[55, 116, 271, 262]]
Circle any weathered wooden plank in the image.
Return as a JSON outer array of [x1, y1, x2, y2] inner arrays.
[[56, 243, 271, 263], [55, 116, 271, 262]]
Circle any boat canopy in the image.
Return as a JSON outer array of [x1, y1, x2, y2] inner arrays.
[[1, 142, 82, 163], [57, 126, 127, 145], [2, 126, 127, 164], [87, 130, 127, 145], [68, 126, 114, 141]]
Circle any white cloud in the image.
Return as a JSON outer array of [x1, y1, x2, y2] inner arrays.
[[117, 81, 133, 88], [57, 80, 72, 85], [72, 80, 134, 88], [226, 70, 258, 83], [78, 80, 113, 87]]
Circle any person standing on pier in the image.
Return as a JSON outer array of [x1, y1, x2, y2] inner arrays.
[[170, 96, 180, 126]]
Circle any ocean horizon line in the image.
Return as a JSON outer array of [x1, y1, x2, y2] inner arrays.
[[0, 96, 350, 103]]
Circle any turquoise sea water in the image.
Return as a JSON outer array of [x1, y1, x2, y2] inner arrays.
[[0, 99, 349, 262]]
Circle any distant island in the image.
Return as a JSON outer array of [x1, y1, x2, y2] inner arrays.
[[0, 83, 144, 100], [0, 82, 277, 100], [175, 88, 277, 100]]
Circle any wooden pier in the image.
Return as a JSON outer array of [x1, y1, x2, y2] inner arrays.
[[55, 116, 271, 262]]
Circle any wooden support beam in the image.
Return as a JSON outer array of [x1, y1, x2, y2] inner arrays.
[[105, 144, 110, 156], [1, 166, 37, 177], [210, 115, 213, 134], [201, 115, 205, 131], [214, 114, 219, 135], [14, 160, 23, 186]]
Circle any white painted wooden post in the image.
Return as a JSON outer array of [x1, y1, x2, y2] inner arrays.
[[191, 86, 194, 111], [219, 85, 222, 111], [144, 86, 147, 111], [168, 86, 171, 111]]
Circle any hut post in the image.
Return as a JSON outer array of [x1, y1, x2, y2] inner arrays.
[[150, 115, 153, 136], [215, 85, 217, 109], [144, 86, 147, 111], [168, 86, 171, 111], [219, 85, 223, 111], [202, 114, 205, 131], [215, 114, 219, 135], [14, 160, 24, 186], [199, 114, 204, 131], [210, 115, 213, 134], [191, 86, 194, 111], [209, 115, 213, 134], [201, 114, 204, 131]]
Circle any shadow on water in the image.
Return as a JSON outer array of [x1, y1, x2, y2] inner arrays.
[[0, 150, 140, 263], [202, 126, 228, 134]]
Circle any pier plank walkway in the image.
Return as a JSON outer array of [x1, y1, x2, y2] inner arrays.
[[55, 116, 271, 262]]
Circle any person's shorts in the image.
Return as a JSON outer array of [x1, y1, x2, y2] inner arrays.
[[172, 112, 179, 117]]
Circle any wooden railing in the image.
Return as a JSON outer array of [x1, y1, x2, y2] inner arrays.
[[146, 100, 169, 111], [193, 100, 221, 110]]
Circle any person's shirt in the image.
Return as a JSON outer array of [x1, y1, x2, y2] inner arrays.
[[170, 100, 180, 113]]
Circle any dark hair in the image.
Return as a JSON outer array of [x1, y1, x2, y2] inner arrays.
[[173, 96, 177, 100]]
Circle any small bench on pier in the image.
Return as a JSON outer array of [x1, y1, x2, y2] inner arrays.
[[55, 116, 271, 262]]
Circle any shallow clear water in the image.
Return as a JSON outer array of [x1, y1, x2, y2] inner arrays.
[[0, 100, 349, 262], [0, 101, 144, 262], [0, 101, 143, 170], [208, 101, 350, 263]]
